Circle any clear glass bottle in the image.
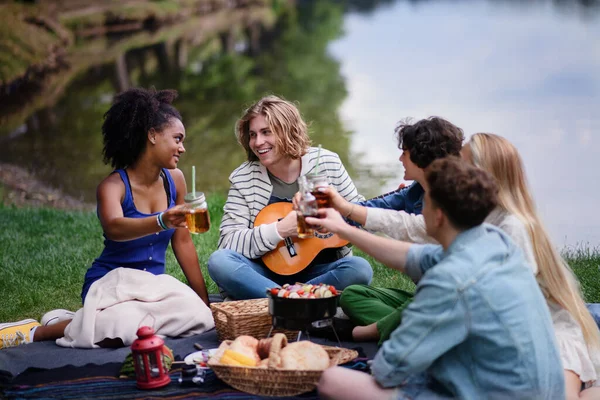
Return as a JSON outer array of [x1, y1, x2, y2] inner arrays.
[[184, 192, 210, 234], [296, 176, 318, 239]]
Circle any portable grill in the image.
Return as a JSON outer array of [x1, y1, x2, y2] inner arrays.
[[266, 291, 341, 344]]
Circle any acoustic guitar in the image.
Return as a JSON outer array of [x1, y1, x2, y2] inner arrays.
[[255, 184, 408, 276], [254, 202, 349, 276]]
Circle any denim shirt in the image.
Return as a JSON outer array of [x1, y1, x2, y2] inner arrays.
[[359, 181, 424, 214], [371, 224, 565, 400]]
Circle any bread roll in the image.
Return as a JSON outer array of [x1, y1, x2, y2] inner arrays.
[[279, 341, 330, 370], [229, 335, 261, 364]]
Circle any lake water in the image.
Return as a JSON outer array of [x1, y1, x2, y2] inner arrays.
[[330, 0, 600, 247], [1, 0, 598, 247]]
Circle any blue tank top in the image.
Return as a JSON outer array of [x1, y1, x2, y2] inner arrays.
[[81, 169, 177, 302]]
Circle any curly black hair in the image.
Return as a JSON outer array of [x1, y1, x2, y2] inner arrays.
[[101, 87, 181, 169], [426, 157, 498, 230], [395, 117, 464, 168]]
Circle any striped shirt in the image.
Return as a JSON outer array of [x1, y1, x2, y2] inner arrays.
[[217, 147, 364, 259]]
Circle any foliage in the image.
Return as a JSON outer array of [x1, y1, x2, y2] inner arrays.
[[59, 1, 185, 32], [0, 4, 65, 85]]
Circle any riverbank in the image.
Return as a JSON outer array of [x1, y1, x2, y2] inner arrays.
[[0, 163, 94, 210], [0, 0, 280, 135], [1, 0, 273, 88]]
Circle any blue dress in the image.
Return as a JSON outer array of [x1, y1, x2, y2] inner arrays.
[[81, 169, 176, 302]]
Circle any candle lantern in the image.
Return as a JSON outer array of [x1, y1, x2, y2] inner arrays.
[[131, 326, 171, 389]]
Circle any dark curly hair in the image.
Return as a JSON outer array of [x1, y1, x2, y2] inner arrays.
[[395, 117, 464, 168], [101, 87, 181, 169], [425, 157, 498, 230]]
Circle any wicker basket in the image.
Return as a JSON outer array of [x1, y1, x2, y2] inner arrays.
[[210, 298, 298, 341], [208, 346, 359, 397]]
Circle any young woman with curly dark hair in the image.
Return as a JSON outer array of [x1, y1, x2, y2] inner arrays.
[[0, 88, 213, 350]]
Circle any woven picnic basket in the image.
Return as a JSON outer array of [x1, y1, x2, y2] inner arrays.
[[208, 346, 358, 397], [210, 298, 298, 341]]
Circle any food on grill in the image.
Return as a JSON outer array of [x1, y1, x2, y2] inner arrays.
[[268, 283, 338, 299]]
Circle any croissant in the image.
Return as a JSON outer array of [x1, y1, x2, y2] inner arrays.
[[228, 335, 261, 365]]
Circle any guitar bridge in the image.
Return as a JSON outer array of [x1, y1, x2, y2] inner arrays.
[[284, 237, 297, 257]]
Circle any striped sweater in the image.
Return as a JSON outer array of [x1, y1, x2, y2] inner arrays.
[[217, 147, 365, 259]]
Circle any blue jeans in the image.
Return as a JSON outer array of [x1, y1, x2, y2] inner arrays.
[[207, 249, 373, 300]]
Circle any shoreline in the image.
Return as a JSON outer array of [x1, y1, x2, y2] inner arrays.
[[0, 162, 94, 211]]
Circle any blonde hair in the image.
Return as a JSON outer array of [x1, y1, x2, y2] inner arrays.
[[236, 95, 311, 162], [468, 133, 600, 349]]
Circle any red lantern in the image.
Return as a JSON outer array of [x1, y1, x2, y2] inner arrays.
[[131, 326, 171, 389]]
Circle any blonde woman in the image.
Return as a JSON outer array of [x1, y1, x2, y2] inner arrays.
[[463, 133, 600, 399]]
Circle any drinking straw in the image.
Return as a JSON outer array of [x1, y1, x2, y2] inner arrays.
[[315, 144, 322, 174], [192, 166, 196, 197]]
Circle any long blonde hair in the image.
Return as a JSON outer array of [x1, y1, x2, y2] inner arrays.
[[468, 133, 600, 349], [236, 95, 311, 162]]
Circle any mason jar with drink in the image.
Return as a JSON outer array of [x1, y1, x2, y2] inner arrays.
[[184, 192, 210, 234], [296, 176, 318, 239], [185, 166, 210, 234], [306, 171, 331, 208]]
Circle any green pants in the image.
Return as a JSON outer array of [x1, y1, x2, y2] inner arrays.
[[339, 285, 414, 345]]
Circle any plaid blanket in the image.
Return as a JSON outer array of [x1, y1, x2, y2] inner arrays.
[[2, 357, 371, 399]]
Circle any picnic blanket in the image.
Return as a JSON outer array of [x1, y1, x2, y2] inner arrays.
[[2, 356, 371, 399], [0, 332, 373, 399], [0, 308, 378, 399], [58, 268, 215, 348]]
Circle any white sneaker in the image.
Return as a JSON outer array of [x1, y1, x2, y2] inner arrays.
[[41, 309, 75, 326]]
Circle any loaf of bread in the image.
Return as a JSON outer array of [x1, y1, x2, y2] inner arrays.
[[278, 341, 330, 370]]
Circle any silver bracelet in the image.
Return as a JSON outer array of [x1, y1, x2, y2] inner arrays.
[[156, 213, 167, 230]]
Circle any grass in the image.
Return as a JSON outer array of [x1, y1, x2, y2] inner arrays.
[[0, 197, 598, 322]]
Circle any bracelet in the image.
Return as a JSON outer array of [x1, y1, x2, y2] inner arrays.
[[344, 204, 356, 219], [157, 212, 168, 230]]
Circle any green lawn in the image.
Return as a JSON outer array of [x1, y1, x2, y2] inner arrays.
[[0, 198, 598, 322]]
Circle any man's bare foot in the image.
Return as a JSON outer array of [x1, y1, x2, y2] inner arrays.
[[352, 323, 380, 342]]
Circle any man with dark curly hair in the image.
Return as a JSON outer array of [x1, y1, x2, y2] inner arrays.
[[308, 117, 464, 340], [330, 117, 464, 219], [311, 157, 564, 400]]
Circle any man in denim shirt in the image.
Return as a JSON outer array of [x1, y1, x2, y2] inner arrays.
[[314, 157, 564, 400]]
